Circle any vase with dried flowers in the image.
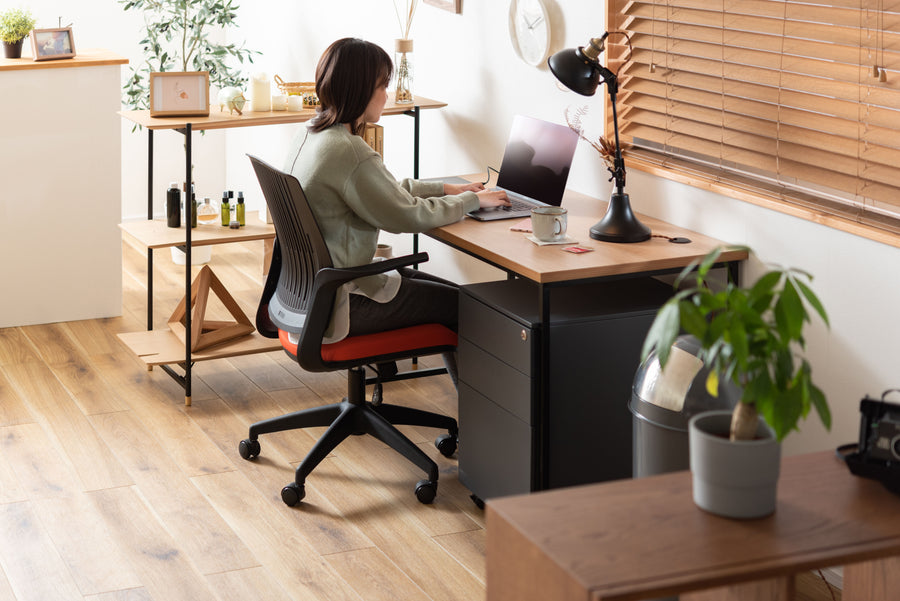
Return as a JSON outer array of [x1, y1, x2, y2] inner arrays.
[[393, 0, 418, 103]]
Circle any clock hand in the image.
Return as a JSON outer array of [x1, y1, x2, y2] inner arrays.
[[527, 15, 544, 30]]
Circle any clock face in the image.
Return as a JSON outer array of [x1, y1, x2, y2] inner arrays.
[[509, 0, 550, 66]]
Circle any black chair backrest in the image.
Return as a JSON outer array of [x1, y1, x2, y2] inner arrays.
[[249, 155, 333, 341]]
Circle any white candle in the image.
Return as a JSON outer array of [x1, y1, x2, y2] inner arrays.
[[272, 95, 287, 110], [287, 95, 304, 111], [250, 73, 271, 112]]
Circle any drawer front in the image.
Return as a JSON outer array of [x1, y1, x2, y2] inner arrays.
[[459, 337, 533, 424], [459, 292, 535, 375], [458, 382, 534, 500]]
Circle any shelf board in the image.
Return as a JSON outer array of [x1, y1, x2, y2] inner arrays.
[[120, 211, 275, 249], [118, 329, 282, 366]]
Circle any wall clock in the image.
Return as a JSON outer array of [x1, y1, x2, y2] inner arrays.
[[508, 0, 551, 66]]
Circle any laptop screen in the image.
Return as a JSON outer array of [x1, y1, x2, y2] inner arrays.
[[495, 115, 579, 207]]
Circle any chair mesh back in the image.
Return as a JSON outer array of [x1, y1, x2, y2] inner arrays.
[[249, 156, 333, 331]]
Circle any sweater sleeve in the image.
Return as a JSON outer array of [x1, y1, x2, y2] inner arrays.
[[341, 153, 479, 233]]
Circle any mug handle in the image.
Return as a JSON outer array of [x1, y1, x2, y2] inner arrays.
[[554, 217, 563, 236]]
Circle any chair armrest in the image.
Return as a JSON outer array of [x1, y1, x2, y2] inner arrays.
[[311, 252, 429, 296]]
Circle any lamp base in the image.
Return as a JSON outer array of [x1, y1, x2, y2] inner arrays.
[[589, 192, 651, 243]]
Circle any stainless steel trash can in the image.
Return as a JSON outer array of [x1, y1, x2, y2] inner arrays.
[[630, 335, 740, 478]]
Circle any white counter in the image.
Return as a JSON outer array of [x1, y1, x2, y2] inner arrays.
[[0, 49, 127, 327]]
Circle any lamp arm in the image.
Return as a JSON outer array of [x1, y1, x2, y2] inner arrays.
[[597, 66, 626, 194]]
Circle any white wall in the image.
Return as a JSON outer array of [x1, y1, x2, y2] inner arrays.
[[46, 0, 897, 456]]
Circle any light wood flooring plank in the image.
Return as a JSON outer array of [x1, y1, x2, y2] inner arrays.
[[19, 322, 85, 367], [90, 352, 227, 473], [306, 455, 485, 601], [0, 370, 34, 427], [1, 422, 79, 500], [224, 352, 305, 393], [32, 495, 143, 596], [88, 410, 256, 576], [83, 589, 152, 601], [433, 530, 487, 585], [190, 470, 364, 601], [0, 502, 83, 601], [0, 328, 40, 366], [88, 486, 218, 601], [2, 362, 132, 492], [204, 566, 293, 601], [323, 546, 431, 601]]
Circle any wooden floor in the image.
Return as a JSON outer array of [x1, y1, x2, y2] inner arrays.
[[0, 238, 841, 601]]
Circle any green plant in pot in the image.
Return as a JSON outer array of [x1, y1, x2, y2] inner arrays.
[[0, 8, 37, 59], [641, 245, 831, 518], [119, 0, 259, 112]]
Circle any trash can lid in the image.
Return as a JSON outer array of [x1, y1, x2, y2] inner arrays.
[[631, 335, 739, 429]]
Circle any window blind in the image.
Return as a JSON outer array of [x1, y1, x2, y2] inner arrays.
[[608, 0, 900, 234]]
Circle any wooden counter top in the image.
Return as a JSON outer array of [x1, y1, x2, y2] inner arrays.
[[0, 48, 127, 72]]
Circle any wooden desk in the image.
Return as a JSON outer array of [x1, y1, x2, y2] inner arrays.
[[486, 451, 900, 601], [119, 96, 446, 402], [428, 184, 747, 499]]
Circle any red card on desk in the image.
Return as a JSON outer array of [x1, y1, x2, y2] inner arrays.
[[510, 218, 532, 233]]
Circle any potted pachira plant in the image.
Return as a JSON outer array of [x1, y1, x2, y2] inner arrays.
[[641, 245, 831, 518], [0, 8, 37, 59]]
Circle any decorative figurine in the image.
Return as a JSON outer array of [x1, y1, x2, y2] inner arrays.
[[217, 87, 247, 115]]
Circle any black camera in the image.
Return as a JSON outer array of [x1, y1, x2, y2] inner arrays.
[[840, 393, 900, 495], [859, 396, 900, 464]]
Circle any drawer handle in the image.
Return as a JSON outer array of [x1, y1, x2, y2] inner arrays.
[[520, 329, 528, 341]]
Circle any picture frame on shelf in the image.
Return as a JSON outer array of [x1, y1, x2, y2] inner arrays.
[[31, 27, 76, 61], [149, 71, 210, 117], [423, 0, 461, 13]]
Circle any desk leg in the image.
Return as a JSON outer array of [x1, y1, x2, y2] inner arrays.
[[681, 576, 793, 601], [843, 556, 900, 600], [147, 129, 154, 333]]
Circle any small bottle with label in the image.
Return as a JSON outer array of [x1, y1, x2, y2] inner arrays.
[[229, 202, 240, 229], [166, 182, 181, 228], [198, 197, 218, 225], [220, 193, 230, 226], [236, 191, 246, 226], [190, 190, 198, 228]]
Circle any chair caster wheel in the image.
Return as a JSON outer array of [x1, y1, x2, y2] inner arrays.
[[239, 439, 260, 460], [281, 482, 305, 506], [415, 479, 437, 504], [435, 433, 458, 457], [470, 494, 485, 509]]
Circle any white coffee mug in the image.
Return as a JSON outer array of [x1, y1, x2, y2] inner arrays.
[[531, 206, 568, 242]]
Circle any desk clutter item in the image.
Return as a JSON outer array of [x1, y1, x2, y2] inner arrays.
[[526, 234, 577, 246], [168, 265, 254, 351], [273, 75, 319, 108], [364, 124, 384, 155]]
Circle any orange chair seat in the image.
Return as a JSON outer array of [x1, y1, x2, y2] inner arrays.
[[279, 323, 457, 363]]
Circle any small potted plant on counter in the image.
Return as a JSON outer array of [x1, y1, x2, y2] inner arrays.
[[641, 245, 831, 518], [0, 8, 36, 59]]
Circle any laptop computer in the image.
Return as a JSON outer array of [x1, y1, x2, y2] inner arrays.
[[467, 115, 579, 221]]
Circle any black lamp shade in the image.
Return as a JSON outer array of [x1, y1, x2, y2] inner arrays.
[[548, 47, 600, 96]]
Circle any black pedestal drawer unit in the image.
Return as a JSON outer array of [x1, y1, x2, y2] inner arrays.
[[457, 276, 672, 502]]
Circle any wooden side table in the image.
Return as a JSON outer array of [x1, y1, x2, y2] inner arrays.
[[486, 450, 900, 601]]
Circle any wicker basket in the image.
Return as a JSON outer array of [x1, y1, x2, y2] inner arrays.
[[274, 75, 319, 108]]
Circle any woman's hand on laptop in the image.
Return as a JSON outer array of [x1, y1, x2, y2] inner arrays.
[[475, 189, 510, 209], [444, 181, 485, 195]]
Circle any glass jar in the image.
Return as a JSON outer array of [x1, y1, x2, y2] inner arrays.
[[394, 38, 414, 104]]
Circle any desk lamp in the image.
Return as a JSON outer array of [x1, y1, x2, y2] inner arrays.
[[548, 33, 651, 243]]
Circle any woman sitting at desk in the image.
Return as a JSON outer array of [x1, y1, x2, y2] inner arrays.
[[284, 37, 509, 385]]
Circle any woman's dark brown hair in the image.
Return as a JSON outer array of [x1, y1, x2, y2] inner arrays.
[[309, 38, 393, 136]]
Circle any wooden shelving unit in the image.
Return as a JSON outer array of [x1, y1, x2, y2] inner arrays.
[[118, 96, 447, 404]]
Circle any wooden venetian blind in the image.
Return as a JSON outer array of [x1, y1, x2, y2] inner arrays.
[[607, 0, 900, 234]]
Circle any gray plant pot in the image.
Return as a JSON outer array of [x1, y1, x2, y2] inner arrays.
[[688, 409, 781, 519]]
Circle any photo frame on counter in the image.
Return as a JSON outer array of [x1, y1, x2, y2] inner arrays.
[[423, 0, 461, 13], [31, 27, 76, 61], [149, 71, 210, 117]]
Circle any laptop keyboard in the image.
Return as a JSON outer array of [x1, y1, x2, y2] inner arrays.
[[495, 189, 537, 212]]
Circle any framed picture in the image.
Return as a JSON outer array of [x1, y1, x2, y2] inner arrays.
[[149, 71, 210, 118], [31, 27, 76, 61], [423, 0, 461, 13]]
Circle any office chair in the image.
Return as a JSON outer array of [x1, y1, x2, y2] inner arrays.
[[239, 156, 459, 506]]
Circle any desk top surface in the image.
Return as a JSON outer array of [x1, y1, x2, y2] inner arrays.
[[120, 95, 446, 130], [428, 181, 747, 284], [0, 48, 127, 72], [487, 450, 900, 600]]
